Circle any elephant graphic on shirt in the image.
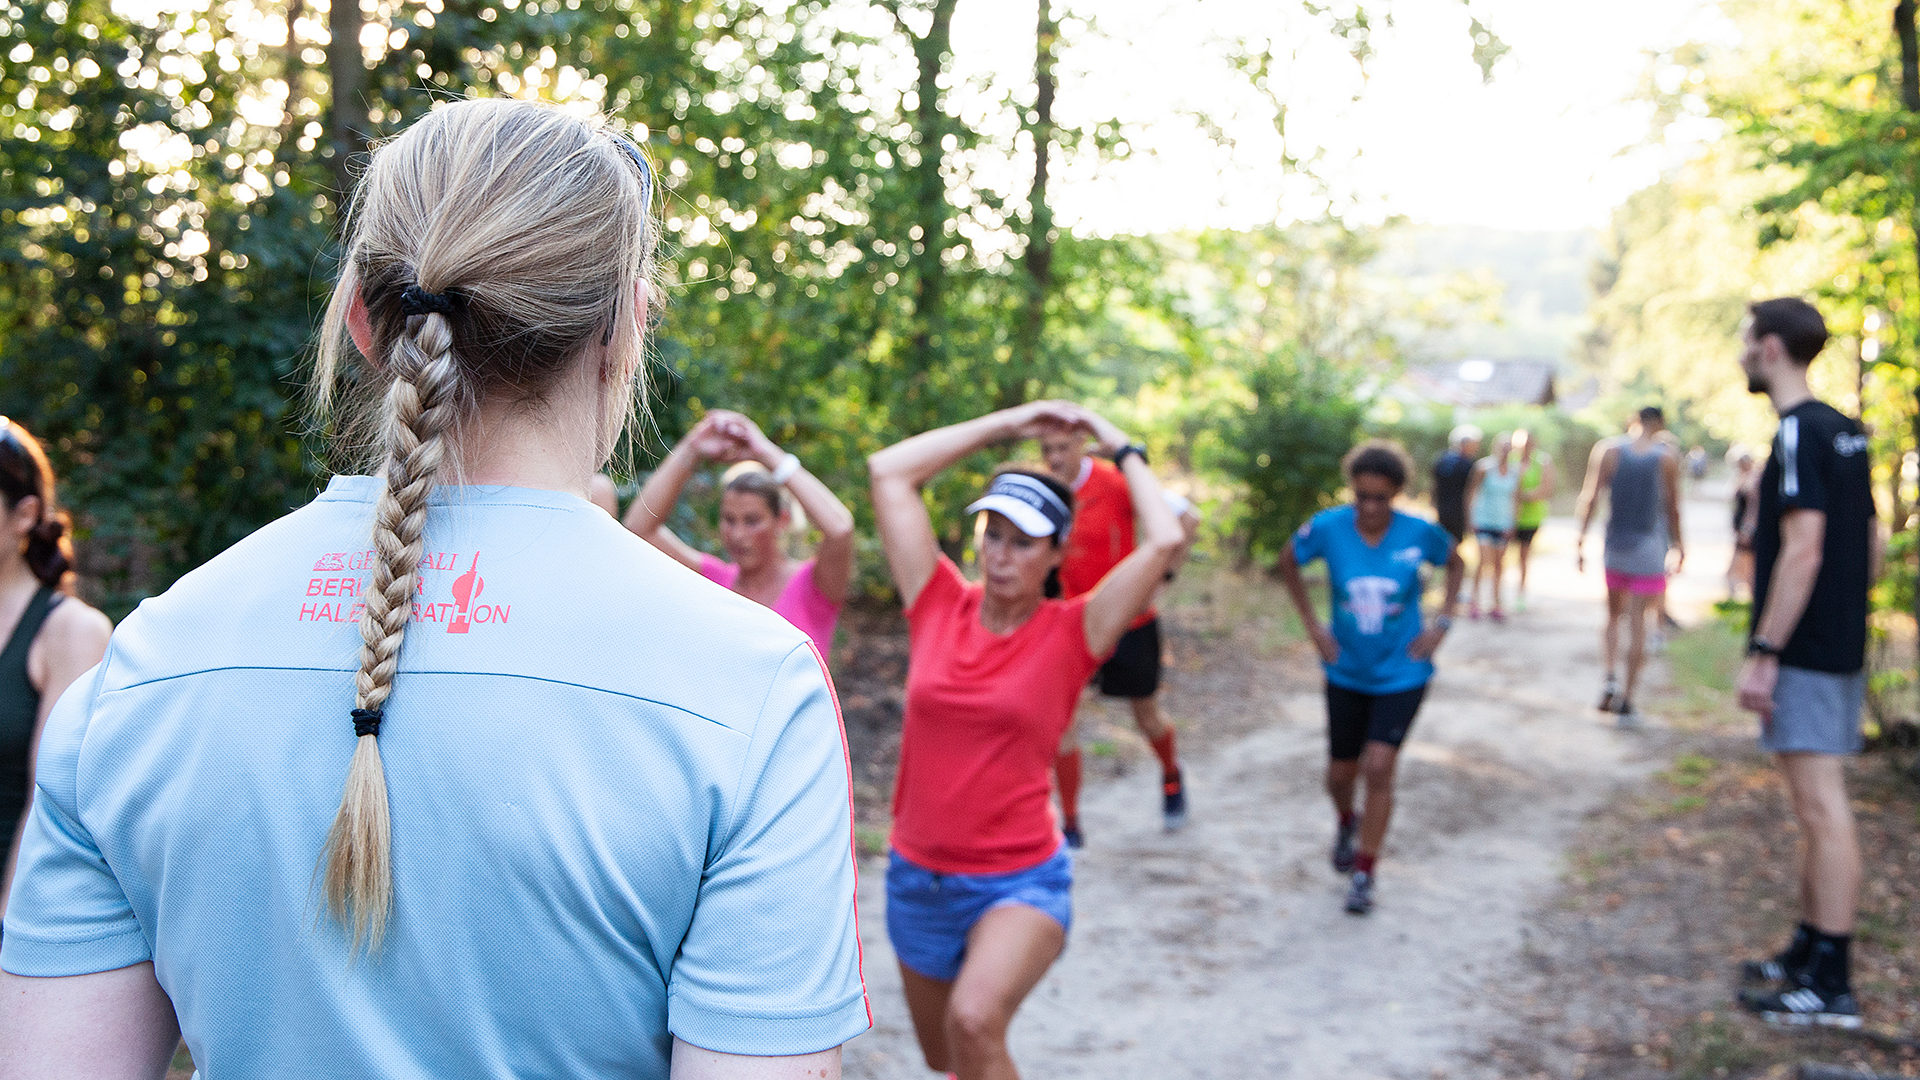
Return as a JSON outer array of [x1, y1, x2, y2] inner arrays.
[[1342, 576, 1403, 636]]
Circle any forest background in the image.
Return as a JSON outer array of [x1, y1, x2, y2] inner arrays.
[[2, 0, 1917, 666]]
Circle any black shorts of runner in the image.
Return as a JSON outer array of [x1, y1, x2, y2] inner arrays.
[[1097, 618, 1162, 698], [1325, 682, 1428, 761], [1439, 519, 1467, 545], [1515, 525, 1539, 544]]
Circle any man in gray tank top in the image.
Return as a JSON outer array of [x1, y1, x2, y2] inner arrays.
[[1574, 406, 1684, 726]]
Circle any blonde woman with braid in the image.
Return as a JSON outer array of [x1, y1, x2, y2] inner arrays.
[[0, 100, 867, 1079]]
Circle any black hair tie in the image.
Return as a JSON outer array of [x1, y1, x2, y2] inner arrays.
[[351, 708, 384, 738], [399, 284, 459, 317]]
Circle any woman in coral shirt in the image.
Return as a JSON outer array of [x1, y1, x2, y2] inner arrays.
[[868, 400, 1183, 1080]]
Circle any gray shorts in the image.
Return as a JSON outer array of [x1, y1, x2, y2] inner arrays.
[[1761, 665, 1866, 755]]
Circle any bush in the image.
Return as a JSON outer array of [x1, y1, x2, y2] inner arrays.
[[1216, 351, 1367, 563]]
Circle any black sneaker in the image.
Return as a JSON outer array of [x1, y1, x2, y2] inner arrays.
[[1740, 956, 1796, 985], [1344, 871, 1374, 915], [1162, 773, 1188, 832], [1062, 823, 1085, 850], [1739, 983, 1861, 1029], [1331, 819, 1357, 873]]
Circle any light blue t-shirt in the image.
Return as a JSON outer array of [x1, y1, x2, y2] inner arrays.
[[1292, 506, 1454, 695], [2, 477, 869, 1077]]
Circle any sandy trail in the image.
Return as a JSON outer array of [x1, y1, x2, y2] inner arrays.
[[843, 490, 1736, 1078]]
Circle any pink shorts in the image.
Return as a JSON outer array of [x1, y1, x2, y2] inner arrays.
[[1605, 569, 1667, 596]]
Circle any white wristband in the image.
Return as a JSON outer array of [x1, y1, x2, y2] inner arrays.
[[770, 453, 802, 485]]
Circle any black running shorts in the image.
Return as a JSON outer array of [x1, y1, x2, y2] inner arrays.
[[1325, 682, 1427, 761], [1097, 618, 1162, 699]]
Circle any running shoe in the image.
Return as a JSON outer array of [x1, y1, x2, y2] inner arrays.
[[1468, 602, 1482, 621], [1739, 984, 1861, 1029], [1613, 698, 1642, 731], [1515, 594, 1528, 614], [1740, 955, 1798, 985], [1596, 676, 1620, 713], [1062, 822, 1085, 850], [1344, 871, 1374, 915], [1331, 818, 1357, 873], [1163, 772, 1188, 832], [1488, 607, 1506, 623]]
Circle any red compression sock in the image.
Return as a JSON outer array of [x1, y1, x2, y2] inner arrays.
[[1338, 810, 1357, 830], [1354, 852, 1377, 875], [1055, 749, 1083, 826], [1148, 729, 1180, 780]]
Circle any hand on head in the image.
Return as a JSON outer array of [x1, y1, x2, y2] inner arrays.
[[685, 410, 766, 464], [1014, 400, 1129, 455]]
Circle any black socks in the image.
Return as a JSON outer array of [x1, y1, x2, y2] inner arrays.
[[1805, 930, 1852, 996]]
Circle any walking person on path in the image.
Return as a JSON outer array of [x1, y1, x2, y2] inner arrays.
[[1431, 425, 1482, 548], [1038, 426, 1199, 845], [0, 100, 867, 1078], [0, 419, 112, 938], [1727, 447, 1760, 601], [1510, 428, 1556, 613], [1276, 441, 1464, 916], [1463, 432, 1520, 620], [868, 401, 1182, 1080], [1730, 298, 1881, 1029], [1575, 407, 1684, 727], [622, 409, 855, 658]]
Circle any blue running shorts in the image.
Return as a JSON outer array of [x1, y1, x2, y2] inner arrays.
[[885, 845, 1072, 982]]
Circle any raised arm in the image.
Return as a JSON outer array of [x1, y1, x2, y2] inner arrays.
[[1080, 415, 1184, 659], [623, 413, 741, 572], [729, 416, 857, 605], [868, 402, 1081, 610]]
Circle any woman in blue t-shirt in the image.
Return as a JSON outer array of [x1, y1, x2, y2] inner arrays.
[[1276, 441, 1464, 916]]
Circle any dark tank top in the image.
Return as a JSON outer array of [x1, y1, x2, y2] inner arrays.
[[0, 586, 60, 845]]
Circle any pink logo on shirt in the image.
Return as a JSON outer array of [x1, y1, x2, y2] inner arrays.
[[298, 550, 511, 631]]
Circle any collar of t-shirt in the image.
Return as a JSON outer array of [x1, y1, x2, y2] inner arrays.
[[1071, 456, 1093, 494]]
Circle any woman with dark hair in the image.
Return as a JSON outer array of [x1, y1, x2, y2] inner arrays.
[[1276, 440, 1463, 916], [868, 400, 1183, 1080], [0, 417, 111, 929], [624, 409, 854, 657]]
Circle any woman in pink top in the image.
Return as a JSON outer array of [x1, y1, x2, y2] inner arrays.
[[623, 410, 854, 656]]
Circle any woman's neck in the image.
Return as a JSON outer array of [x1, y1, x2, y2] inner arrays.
[[453, 373, 605, 497], [978, 591, 1042, 635], [0, 551, 40, 599], [736, 553, 793, 587]]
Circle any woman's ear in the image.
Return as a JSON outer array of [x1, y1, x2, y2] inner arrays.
[[346, 288, 376, 360], [6, 494, 41, 536]]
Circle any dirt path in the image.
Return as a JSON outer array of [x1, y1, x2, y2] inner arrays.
[[843, 489, 1738, 1078]]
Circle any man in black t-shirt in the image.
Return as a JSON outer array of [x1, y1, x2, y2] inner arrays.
[[1430, 424, 1482, 543], [1733, 297, 1884, 1030]]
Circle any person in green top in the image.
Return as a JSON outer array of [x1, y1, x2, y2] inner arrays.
[[1511, 429, 1556, 613]]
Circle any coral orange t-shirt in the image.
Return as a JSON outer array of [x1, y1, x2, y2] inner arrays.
[[1060, 457, 1153, 627], [889, 558, 1104, 875]]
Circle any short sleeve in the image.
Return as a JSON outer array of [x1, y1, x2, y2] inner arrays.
[[699, 553, 739, 588], [667, 643, 869, 1055], [1776, 413, 1829, 513], [1422, 521, 1454, 566], [2, 665, 152, 977], [1292, 514, 1325, 565], [905, 556, 967, 630]]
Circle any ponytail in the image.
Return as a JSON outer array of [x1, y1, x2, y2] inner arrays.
[[0, 418, 76, 593], [320, 308, 461, 952]]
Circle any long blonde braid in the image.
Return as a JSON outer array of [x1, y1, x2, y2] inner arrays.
[[320, 309, 461, 950], [310, 98, 657, 953]]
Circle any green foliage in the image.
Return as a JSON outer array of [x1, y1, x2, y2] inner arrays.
[[1218, 351, 1367, 562]]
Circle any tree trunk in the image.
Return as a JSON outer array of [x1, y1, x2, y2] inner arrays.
[[1005, 0, 1057, 410], [1898, 0, 1920, 110], [906, 0, 959, 393], [327, 0, 368, 198], [282, 0, 306, 156]]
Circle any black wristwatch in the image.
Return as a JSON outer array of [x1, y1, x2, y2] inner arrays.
[[1112, 443, 1149, 468], [1746, 636, 1782, 658]]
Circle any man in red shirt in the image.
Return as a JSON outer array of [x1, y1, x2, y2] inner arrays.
[[1041, 428, 1199, 843]]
